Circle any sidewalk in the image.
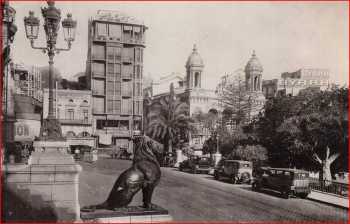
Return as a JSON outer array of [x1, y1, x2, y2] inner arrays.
[[308, 190, 349, 209]]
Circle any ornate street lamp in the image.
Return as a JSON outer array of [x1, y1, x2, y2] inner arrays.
[[24, 0, 77, 141]]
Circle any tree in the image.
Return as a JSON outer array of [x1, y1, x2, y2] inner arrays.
[[256, 87, 348, 182], [146, 83, 194, 153], [228, 144, 267, 162], [217, 71, 259, 125]]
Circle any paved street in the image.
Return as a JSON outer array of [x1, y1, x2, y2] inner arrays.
[[78, 156, 348, 222]]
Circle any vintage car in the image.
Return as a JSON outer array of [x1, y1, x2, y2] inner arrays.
[[179, 156, 212, 174], [214, 160, 253, 184], [161, 152, 176, 167], [252, 167, 311, 199]]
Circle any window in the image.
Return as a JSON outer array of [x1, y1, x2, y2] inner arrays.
[[115, 81, 121, 95], [96, 22, 107, 36], [96, 120, 105, 129], [107, 47, 122, 62], [135, 65, 141, 79], [121, 99, 132, 114], [122, 81, 132, 96], [107, 99, 121, 114], [67, 109, 74, 120], [122, 65, 133, 79], [135, 48, 141, 62], [122, 48, 134, 62], [107, 81, 114, 95], [92, 44, 105, 59], [93, 97, 104, 114], [108, 24, 122, 39], [92, 63, 105, 76], [92, 79, 105, 95], [83, 109, 89, 121], [134, 26, 142, 41], [119, 120, 129, 130], [123, 25, 132, 41]]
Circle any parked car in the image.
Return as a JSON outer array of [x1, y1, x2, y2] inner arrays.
[[179, 156, 212, 174], [214, 160, 253, 184], [161, 152, 176, 167], [252, 167, 311, 199]]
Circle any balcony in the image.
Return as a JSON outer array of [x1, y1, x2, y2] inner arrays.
[[60, 119, 92, 126], [92, 90, 105, 96], [122, 56, 133, 64], [92, 72, 105, 79], [122, 38, 145, 46]]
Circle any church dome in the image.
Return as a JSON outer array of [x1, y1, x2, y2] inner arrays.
[[245, 51, 263, 73], [186, 44, 204, 67]]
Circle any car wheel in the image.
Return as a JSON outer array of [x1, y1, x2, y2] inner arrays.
[[281, 190, 289, 199], [299, 193, 309, 199], [252, 182, 260, 191], [231, 176, 237, 184], [192, 168, 197, 174], [214, 172, 220, 180]]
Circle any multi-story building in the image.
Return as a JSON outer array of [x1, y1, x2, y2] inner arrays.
[[262, 68, 331, 98], [2, 0, 17, 161], [43, 89, 96, 153], [85, 10, 147, 151], [13, 63, 43, 102]]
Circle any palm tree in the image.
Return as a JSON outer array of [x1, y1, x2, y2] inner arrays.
[[146, 83, 194, 153]]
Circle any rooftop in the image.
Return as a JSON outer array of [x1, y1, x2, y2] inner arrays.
[[92, 10, 146, 27]]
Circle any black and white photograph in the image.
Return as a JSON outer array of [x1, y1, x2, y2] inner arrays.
[[1, 0, 348, 223]]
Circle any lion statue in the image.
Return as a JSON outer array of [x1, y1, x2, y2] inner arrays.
[[82, 135, 163, 211]]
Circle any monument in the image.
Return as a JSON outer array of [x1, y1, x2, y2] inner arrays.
[[4, 1, 81, 222], [80, 135, 172, 223]]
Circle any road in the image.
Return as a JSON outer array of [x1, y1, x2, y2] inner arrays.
[[78, 156, 348, 222]]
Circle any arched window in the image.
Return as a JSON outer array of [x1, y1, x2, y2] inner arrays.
[[194, 72, 200, 87], [66, 131, 76, 138], [254, 76, 258, 91]]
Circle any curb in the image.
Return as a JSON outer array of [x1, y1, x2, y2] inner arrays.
[[307, 197, 348, 209]]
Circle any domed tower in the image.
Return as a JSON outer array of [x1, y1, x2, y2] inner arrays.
[[185, 44, 204, 89], [244, 50, 263, 92]]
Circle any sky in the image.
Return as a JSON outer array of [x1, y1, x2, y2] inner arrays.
[[11, 1, 349, 90]]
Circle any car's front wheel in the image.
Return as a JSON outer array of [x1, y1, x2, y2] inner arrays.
[[192, 167, 197, 174], [231, 176, 237, 184], [298, 193, 309, 199], [281, 190, 290, 199], [214, 171, 220, 180], [252, 182, 260, 191]]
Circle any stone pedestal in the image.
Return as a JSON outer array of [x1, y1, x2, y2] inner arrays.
[[212, 152, 222, 167], [174, 149, 183, 168], [81, 205, 172, 223], [4, 140, 82, 222]]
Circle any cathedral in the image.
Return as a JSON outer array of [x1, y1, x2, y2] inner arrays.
[[144, 46, 265, 157]]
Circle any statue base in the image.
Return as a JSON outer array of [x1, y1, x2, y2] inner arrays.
[[80, 205, 172, 223]]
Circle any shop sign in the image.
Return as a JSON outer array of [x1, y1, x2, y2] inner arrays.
[[14, 119, 40, 141]]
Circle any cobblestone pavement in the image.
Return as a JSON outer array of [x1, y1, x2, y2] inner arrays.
[[78, 157, 348, 222]]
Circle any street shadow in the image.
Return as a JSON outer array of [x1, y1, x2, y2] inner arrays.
[[238, 185, 289, 199], [2, 185, 58, 222]]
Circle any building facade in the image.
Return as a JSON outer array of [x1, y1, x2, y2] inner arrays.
[[216, 52, 266, 122], [2, 1, 17, 160], [85, 10, 146, 151], [262, 68, 331, 98], [43, 89, 96, 152], [145, 45, 218, 154]]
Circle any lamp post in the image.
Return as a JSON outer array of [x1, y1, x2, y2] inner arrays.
[[24, 0, 76, 141]]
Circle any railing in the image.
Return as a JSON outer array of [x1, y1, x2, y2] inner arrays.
[[309, 177, 349, 197]]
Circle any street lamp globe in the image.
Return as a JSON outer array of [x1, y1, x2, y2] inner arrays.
[[62, 13, 77, 43], [24, 11, 39, 40]]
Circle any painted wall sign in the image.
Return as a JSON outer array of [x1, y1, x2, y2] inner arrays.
[[14, 119, 41, 141]]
